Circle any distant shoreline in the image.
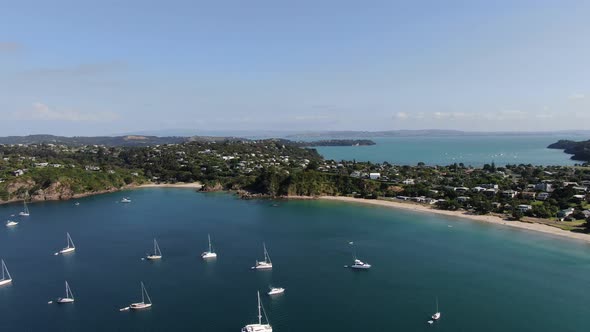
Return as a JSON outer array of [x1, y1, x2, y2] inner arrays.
[[317, 196, 590, 244], [134, 182, 203, 189]]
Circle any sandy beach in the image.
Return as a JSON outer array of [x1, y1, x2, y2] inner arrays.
[[135, 182, 203, 189], [319, 196, 590, 244]]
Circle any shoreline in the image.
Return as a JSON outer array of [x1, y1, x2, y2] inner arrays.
[[0, 182, 203, 206], [318, 196, 590, 244]]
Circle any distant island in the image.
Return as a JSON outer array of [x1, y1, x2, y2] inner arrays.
[[0, 135, 375, 148], [548, 139, 590, 162]]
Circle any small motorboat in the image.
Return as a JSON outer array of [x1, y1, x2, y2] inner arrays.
[[267, 287, 285, 296], [121, 198, 131, 203], [350, 259, 371, 269], [5, 220, 18, 227]]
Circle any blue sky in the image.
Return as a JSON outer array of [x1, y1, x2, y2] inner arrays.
[[1, 0, 589, 136]]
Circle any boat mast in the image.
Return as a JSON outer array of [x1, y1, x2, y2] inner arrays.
[[257, 291, 262, 325], [208, 234, 212, 253], [2, 260, 11, 280], [436, 297, 439, 312], [263, 243, 271, 264], [1, 260, 4, 280], [154, 239, 158, 255], [67, 233, 75, 248]]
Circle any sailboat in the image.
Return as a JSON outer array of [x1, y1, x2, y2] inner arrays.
[[146, 239, 162, 260], [241, 291, 272, 332], [56, 281, 75, 304], [0, 259, 12, 286], [201, 234, 217, 259], [431, 297, 441, 321], [121, 197, 131, 203], [129, 282, 152, 310], [6, 220, 18, 227], [19, 200, 30, 216], [348, 242, 371, 269], [56, 232, 76, 255], [252, 243, 272, 270]]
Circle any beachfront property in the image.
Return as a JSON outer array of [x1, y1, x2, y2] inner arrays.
[[502, 190, 518, 198], [517, 204, 533, 212], [558, 208, 575, 220]]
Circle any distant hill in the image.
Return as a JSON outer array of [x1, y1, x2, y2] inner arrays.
[[547, 139, 590, 162], [287, 129, 590, 138]]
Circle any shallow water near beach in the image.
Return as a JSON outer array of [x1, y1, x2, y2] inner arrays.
[[1, 189, 590, 331]]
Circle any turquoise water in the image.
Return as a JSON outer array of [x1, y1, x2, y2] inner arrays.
[[312, 136, 583, 166], [2, 189, 590, 331]]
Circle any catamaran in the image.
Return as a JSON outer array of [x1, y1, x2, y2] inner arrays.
[[146, 239, 162, 260], [241, 291, 272, 332], [19, 200, 30, 216], [252, 243, 272, 270], [201, 234, 217, 259], [267, 286, 284, 296], [56, 232, 76, 255], [0, 259, 12, 286], [129, 282, 152, 310], [348, 242, 371, 269], [55, 281, 75, 304], [6, 220, 18, 227]]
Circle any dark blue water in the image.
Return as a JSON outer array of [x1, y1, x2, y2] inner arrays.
[[1, 189, 590, 331], [311, 136, 582, 166]]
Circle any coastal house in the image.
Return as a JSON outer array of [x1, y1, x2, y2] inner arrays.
[[517, 204, 532, 212], [537, 192, 550, 201], [369, 173, 381, 180], [457, 196, 470, 203], [454, 186, 469, 193], [502, 190, 517, 198], [85, 165, 100, 171], [535, 183, 553, 192], [582, 210, 590, 219], [481, 184, 499, 189], [484, 188, 498, 196], [581, 180, 590, 186], [563, 182, 579, 187], [471, 186, 486, 192], [34, 162, 49, 167], [573, 194, 587, 201], [402, 179, 415, 185], [573, 186, 588, 193], [557, 208, 575, 220], [13, 169, 24, 177], [410, 196, 427, 203], [521, 192, 536, 199]]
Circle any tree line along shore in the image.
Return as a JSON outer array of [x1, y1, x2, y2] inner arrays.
[[1, 139, 589, 234]]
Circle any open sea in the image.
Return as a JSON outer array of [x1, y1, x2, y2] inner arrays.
[[310, 135, 584, 166], [2, 188, 590, 331]]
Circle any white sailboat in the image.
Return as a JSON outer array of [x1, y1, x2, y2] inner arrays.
[[146, 239, 162, 260], [431, 297, 441, 321], [19, 200, 30, 216], [201, 234, 217, 259], [121, 197, 131, 203], [6, 220, 18, 227], [348, 242, 371, 269], [0, 259, 12, 286], [129, 282, 152, 310], [56, 232, 76, 255], [252, 243, 272, 270], [56, 281, 75, 304], [241, 291, 272, 332]]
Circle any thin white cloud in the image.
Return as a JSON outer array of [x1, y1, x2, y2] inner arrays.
[[568, 93, 585, 100], [394, 112, 408, 119], [14, 102, 119, 122]]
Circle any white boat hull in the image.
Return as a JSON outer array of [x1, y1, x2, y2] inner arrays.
[[19, 212, 29, 216], [432, 312, 441, 320], [59, 247, 75, 254], [241, 324, 273, 332], [146, 255, 162, 260], [57, 298, 74, 304], [268, 288, 284, 295], [0, 279, 12, 286], [6, 221, 18, 227], [350, 264, 371, 269], [201, 252, 217, 259], [130, 303, 152, 310]]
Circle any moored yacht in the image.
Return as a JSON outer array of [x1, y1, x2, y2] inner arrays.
[[252, 243, 272, 270], [19, 200, 30, 216], [241, 291, 272, 332], [201, 234, 217, 259], [146, 238, 162, 260], [127, 282, 152, 310], [348, 242, 371, 269], [0, 260, 12, 286], [431, 297, 441, 321], [121, 197, 131, 203], [6, 220, 18, 227], [56, 232, 76, 255], [267, 287, 284, 296], [55, 281, 75, 304]]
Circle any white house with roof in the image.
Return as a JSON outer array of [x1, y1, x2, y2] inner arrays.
[[517, 204, 532, 212], [369, 173, 381, 180], [537, 192, 550, 201], [502, 190, 517, 198]]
